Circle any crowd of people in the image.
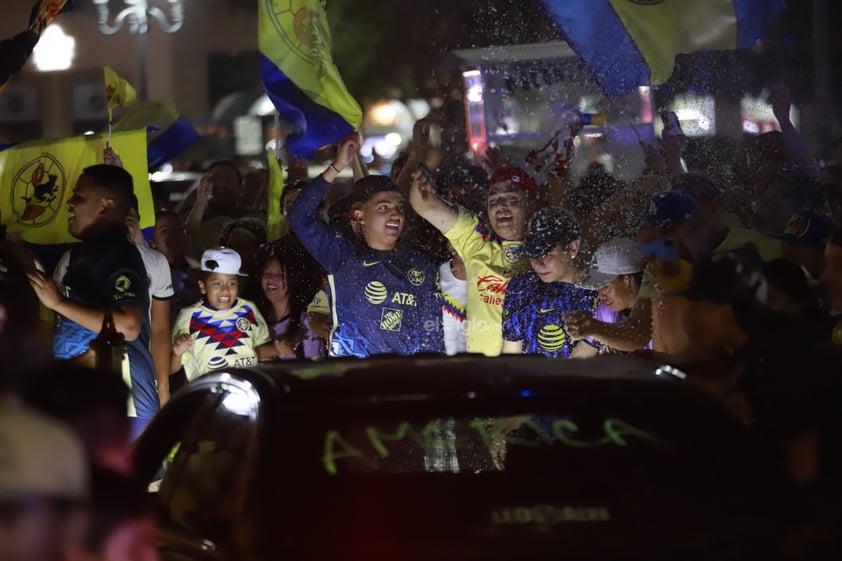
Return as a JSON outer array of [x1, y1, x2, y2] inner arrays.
[[3, 82, 842, 559]]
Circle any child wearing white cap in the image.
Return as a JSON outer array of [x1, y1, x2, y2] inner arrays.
[[171, 247, 275, 381]]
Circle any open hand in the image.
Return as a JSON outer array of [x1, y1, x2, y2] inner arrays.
[[26, 262, 62, 310], [172, 333, 193, 357]]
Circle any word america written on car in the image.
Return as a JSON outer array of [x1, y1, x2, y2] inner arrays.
[[321, 416, 665, 475]]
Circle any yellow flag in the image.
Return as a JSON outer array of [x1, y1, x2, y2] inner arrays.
[[104, 65, 137, 122], [0, 129, 154, 246], [265, 149, 287, 241]]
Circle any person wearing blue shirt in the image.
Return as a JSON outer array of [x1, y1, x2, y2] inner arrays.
[[27, 164, 158, 436], [287, 135, 443, 357], [502, 207, 598, 358]]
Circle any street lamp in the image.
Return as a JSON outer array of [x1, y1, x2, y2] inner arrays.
[[92, 0, 185, 101]]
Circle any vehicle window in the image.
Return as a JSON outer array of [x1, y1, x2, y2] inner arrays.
[[138, 384, 259, 558]]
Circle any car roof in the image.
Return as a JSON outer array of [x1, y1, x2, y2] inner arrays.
[[195, 355, 684, 405]]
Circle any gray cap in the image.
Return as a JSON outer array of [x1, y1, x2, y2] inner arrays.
[[578, 238, 644, 289]]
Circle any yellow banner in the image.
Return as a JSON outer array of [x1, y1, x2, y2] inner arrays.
[[0, 129, 154, 245]]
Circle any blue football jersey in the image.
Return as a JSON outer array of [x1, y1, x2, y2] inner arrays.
[[288, 177, 444, 357], [502, 271, 597, 358]]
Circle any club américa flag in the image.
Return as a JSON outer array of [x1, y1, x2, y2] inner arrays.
[[258, 0, 362, 159], [0, 129, 154, 270], [541, 0, 786, 96]]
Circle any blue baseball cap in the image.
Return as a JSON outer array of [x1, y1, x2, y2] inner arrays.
[[772, 211, 838, 249], [640, 191, 698, 230]]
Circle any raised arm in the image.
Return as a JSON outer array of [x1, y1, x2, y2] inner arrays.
[[408, 168, 459, 234], [287, 135, 358, 273]]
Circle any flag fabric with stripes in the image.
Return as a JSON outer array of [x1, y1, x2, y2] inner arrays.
[[258, 0, 362, 159], [542, 0, 786, 96]]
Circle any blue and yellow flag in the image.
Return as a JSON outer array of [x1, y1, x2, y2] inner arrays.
[[113, 100, 200, 171], [258, 0, 362, 159], [0, 129, 154, 247], [542, 0, 786, 95], [104, 65, 137, 122]]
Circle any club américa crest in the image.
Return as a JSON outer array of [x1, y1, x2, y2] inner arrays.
[[11, 153, 66, 227], [407, 268, 425, 286], [263, 0, 329, 67]]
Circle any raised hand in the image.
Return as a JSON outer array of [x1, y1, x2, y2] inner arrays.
[[172, 333, 193, 357]]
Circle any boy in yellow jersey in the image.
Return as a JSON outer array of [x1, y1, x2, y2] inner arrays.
[[410, 165, 536, 356], [171, 247, 275, 381]]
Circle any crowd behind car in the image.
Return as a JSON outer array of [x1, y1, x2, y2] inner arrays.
[[2, 82, 842, 560]]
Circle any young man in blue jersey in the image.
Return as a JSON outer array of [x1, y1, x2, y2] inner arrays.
[[287, 135, 443, 357], [26, 164, 159, 437], [502, 207, 598, 358]]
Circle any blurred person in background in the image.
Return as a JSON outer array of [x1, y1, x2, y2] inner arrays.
[[23, 363, 132, 475], [680, 251, 840, 489], [0, 403, 89, 561], [218, 217, 267, 302], [72, 468, 159, 561], [184, 161, 249, 259], [0, 244, 49, 389], [125, 195, 173, 405], [151, 209, 201, 327], [772, 210, 838, 283]]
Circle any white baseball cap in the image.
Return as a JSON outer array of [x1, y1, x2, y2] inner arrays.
[[0, 403, 89, 502], [201, 247, 247, 276], [578, 238, 643, 290]]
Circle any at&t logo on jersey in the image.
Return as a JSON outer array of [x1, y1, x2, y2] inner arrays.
[[364, 281, 388, 304], [477, 275, 508, 306], [538, 324, 566, 353]]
